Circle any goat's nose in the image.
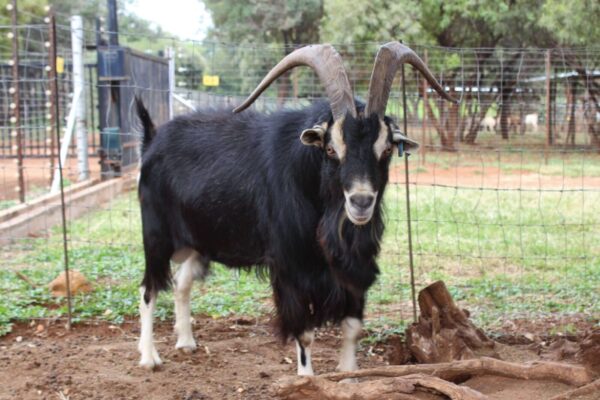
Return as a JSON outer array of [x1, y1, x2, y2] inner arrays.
[[350, 194, 375, 210]]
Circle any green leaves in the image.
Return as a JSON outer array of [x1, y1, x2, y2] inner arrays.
[[540, 0, 600, 46]]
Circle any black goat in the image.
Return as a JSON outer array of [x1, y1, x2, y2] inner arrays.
[[136, 42, 454, 373]]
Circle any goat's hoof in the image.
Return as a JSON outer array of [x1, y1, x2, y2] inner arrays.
[[139, 357, 162, 370], [139, 348, 163, 370], [175, 340, 197, 354]]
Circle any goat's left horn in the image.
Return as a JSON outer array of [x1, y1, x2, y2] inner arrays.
[[365, 42, 458, 119], [233, 44, 356, 120]]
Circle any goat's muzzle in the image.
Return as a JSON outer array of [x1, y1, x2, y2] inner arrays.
[[344, 191, 377, 226]]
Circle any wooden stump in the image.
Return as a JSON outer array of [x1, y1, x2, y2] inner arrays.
[[405, 280, 498, 363], [577, 328, 600, 375]]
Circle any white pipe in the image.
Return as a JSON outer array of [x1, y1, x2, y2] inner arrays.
[[173, 93, 197, 112], [71, 16, 88, 181], [51, 87, 82, 195]]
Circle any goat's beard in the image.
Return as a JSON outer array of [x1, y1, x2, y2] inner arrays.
[[317, 202, 383, 294]]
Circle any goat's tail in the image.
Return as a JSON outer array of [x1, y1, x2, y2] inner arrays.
[[135, 96, 156, 153]]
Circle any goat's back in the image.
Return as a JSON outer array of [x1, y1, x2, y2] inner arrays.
[[139, 104, 328, 268]]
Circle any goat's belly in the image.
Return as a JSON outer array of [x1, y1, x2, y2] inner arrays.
[[180, 211, 266, 268]]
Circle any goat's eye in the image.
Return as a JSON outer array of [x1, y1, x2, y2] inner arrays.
[[326, 145, 337, 158], [384, 144, 393, 157]]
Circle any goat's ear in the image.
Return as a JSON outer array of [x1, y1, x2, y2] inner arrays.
[[300, 122, 328, 147], [389, 121, 419, 153]]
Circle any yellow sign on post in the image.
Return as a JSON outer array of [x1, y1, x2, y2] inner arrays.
[[203, 75, 220, 87], [56, 56, 65, 74]]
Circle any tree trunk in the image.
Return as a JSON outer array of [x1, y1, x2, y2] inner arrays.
[[584, 87, 600, 150], [499, 92, 511, 140], [566, 80, 577, 145], [421, 88, 456, 151], [465, 101, 493, 144]]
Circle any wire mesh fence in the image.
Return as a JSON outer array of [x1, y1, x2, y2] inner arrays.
[[1, 8, 599, 337]]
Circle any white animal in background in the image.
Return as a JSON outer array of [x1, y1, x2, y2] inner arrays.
[[480, 116, 496, 132], [524, 113, 538, 133]]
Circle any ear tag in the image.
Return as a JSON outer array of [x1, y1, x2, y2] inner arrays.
[[393, 129, 418, 157], [397, 141, 405, 157]]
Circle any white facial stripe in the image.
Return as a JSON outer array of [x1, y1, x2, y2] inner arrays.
[[330, 118, 346, 160], [348, 179, 375, 195], [373, 119, 389, 159]]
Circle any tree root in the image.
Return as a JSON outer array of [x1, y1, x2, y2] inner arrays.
[[548, 378, 600, 400], [275, 373, 488, 400], [319, 357, 593, 387], [276, 281, 597, 399], [276, 358, 593, 399]]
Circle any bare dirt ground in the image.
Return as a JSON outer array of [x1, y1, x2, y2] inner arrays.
[[0, 157, 102, 202], [1, 315, 598, 400]]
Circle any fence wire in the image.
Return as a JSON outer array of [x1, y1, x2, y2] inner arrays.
[[1, 14, 599, 336]]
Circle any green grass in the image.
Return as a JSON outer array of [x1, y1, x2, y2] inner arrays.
[[0, 192, 271, 335], [1, 157, 599, 336]]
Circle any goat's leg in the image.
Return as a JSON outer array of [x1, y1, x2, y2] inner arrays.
[[336, 317, 362, 372], [138, 287, 162, 369], [295, 330, 315, 376], [173, 251, 205, 352], [272, 278, 315, 375]]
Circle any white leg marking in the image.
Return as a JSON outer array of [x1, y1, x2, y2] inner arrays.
[[138, 287, 162, 369], [337, 317, 362, 372], [296, 330, 315, 376], [174, 252, 204, 353]]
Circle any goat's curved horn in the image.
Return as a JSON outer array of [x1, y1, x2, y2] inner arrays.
[[233, 44, 356, 120], [365, 42, 457, 118]]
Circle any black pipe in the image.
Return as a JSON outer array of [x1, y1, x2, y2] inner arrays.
[[107, 0, 118, 46]]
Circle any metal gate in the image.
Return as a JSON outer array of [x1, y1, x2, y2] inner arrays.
[[97, 46, 169, 176]]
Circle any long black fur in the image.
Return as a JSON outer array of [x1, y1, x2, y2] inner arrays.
[[137, 99, 393, 340], [135, 96, 156, 154]]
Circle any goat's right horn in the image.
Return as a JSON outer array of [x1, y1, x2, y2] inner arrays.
[[365, 42, 458, 119], [233, 44, 356, 120]]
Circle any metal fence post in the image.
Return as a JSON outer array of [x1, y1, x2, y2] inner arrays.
[[545, 49, 552, 163], [401, 54, 418, 323], [421, 49, 429, 165], [71, 15, 89, 181], [167, 47, 175, 119], [47, 9, 57, 186], [49, 9, 73, 330], [9, 0, 25, 203]]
